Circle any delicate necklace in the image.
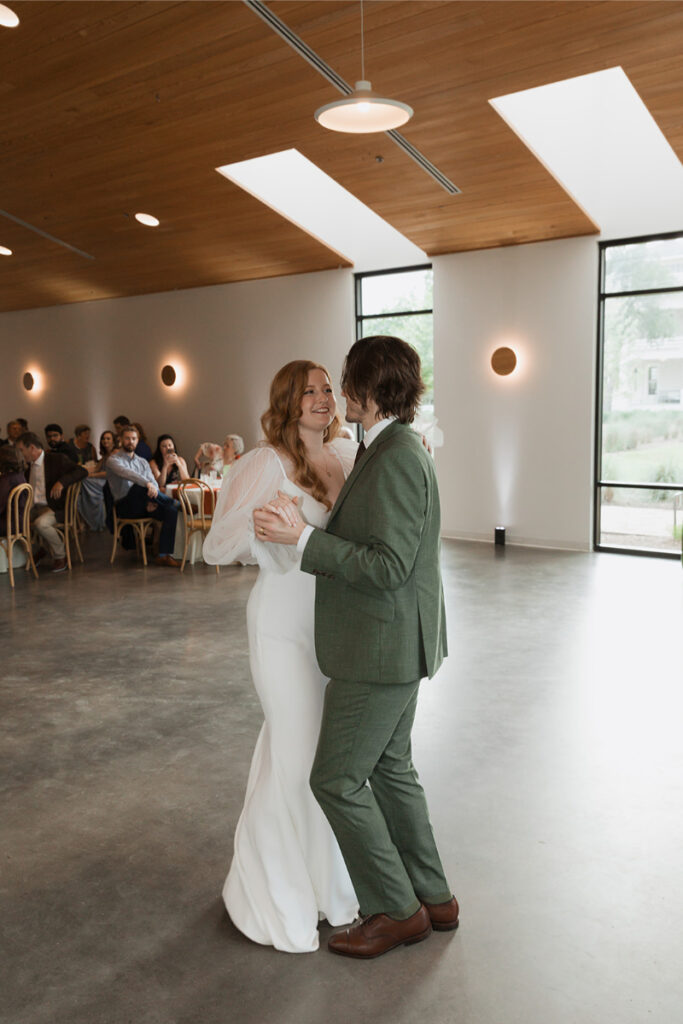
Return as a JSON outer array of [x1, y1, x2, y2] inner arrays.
[[310, 449, 334, 478]]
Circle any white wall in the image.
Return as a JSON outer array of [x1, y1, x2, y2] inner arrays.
[[0, 268, 355, 462], [433, 237, 598, 550], [0, 238, 602, 550]]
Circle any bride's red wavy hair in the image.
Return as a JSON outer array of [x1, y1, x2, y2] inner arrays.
[[261, 360, 342, 510]]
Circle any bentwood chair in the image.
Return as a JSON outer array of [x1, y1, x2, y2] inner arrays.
[[110, 506, 157, 566], [54, 480, 84, 570], [1, 483, 38, 588], [176, 478, 218, 573]]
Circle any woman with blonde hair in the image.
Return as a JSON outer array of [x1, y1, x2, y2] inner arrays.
[[204, 360, 359, 953], [192, 441, 223, 477]]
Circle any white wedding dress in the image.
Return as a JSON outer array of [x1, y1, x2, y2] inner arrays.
[[203, 440, 359, 953]]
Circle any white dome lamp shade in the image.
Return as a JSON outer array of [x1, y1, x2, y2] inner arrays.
[[315, 80, 412, 134], [314, 1, 413, 135], [0, 5, 20, 28]]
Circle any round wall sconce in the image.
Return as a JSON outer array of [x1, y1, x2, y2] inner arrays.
[[491, 347, 517, 376], [22, 368, 43, 394], [161, 364, 177, 387]]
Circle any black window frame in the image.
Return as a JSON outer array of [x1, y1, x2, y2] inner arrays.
[[594, 228, 683, 559], [354, 263, 434, 341]]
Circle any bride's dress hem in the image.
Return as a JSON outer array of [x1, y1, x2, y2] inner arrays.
[[222, 895, 358, 955]]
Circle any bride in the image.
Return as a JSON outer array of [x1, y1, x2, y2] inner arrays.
[[203, 360, 359, 953]]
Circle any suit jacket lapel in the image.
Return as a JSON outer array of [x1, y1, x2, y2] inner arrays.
[[328, 420, 403, 527]]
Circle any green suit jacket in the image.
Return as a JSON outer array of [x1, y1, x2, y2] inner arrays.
[[301, 421, 447, 684]]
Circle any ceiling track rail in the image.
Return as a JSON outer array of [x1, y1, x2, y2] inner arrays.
[[385, 130, 460, 195], [244, 0, 460, 196], [0, 208, 95, 260], [244, 0, 351, 95]]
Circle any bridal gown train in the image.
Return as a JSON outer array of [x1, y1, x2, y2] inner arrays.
[[202, 442, 359, 953]]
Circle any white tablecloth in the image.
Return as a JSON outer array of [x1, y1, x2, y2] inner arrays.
[[0, 543, 27, 575]]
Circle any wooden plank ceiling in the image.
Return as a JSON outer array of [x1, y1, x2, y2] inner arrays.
[[1, 0, 682, 312]]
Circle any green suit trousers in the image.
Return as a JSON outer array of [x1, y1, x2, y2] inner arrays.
[[310, 677, 452, 918]]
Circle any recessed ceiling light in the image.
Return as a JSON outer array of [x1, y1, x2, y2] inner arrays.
[[135, 213, 160, 227], [0, 4, 19, 28], [0, 245, 12, 256]]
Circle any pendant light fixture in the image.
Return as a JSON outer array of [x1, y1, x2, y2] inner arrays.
[[0, 4, 20, 28], [314, 1, 413, 134]]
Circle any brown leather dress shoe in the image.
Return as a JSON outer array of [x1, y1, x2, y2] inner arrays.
[[51, 557, 68, 574], [154, 555, 181, 567], [328, 905, 432, 959], [423, 895, 459, 931]]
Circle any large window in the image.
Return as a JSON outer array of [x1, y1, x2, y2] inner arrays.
[[355, 265, 433, 408], [596, 231, 683, 556]]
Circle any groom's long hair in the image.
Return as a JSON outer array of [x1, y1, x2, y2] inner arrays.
[[341, 336, 424, 424], [261, 360, 343, 510]]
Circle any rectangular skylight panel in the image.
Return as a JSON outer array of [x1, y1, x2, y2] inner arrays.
[[490, 67, 683, 238], [216, 149, 425, 273]]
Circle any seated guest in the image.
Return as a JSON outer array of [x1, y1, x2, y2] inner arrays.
[[77, 430, 117, 532], [0, 446, 28, 534], [44, 423, 72, 457], [7, 420, 24, 445], [150, 435, 189, 489], [90, 430, 118, 477], [132, 422, 153, 461], [106, 425, 181, 567], [6, 420, 27, 466], [67, 424, 97, 467], [113, 415, 130, 443], [222, 434, 244, 477], [193, 442, 223, 477], [16, 431, 87, 573]]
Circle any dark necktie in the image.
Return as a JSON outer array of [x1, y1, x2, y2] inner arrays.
[[353, 440, 366, 467]]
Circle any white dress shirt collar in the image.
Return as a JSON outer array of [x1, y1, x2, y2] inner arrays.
[[362, 416, 396, 449]]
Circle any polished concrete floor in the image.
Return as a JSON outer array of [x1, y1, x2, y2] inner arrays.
[[2, 537, 682, 1024]]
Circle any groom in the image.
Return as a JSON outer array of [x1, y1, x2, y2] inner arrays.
[[254, 335, 458, 958]]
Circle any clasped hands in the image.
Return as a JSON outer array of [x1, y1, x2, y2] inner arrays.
[[254, 491, 305, 545]]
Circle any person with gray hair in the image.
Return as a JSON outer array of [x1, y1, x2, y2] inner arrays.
[[222, 434, 244, 477]]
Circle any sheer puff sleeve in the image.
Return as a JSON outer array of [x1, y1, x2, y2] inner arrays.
[[328, 436, 358, 478], [203, 447, 287, 567]]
